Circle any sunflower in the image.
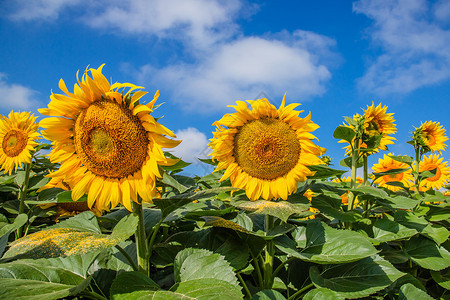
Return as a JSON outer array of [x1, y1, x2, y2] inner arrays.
[[417, 153, 450, 191], [371, 153, 414, 191], [39, 65, 180, 212], [209, 95, 325, 201], [414, 121, 448, 154], [332, 176, 363, 205], [0, 111, 40, 175], [340, 103, 396, 155]]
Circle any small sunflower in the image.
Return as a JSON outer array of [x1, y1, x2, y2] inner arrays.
[[39, 65, 180, 212], [209, 95, 325, 201], [341, 103, 396, 155], [332, 176, 363, 205], [372, 153, 414, 191], [418, 153, 450, 191], [413, 121, 448, 154], [0, 111, 40, 175]]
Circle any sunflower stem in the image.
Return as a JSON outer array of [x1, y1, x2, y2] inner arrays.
[[16, 163, 31, 238], [263, 214, 275, 289], [363, 156, 370, 217], [115, 244, 139, 272], [132, 200, 149, 275], [348, 138, 360, 211], [147, 216, 163, 260], [287, 283, 314, 300], [237, 273, 252, 299], [414, 145, 421, 195]]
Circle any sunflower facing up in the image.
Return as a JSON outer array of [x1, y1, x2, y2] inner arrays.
[[0, 111, 40, 175], [371, 153, 413, 191], [412, 121, 448, 155], [340, 103, 397, 155], [39, 65, 180, 212], [417, 153, 450, 191], [209, 95, 325, 201]]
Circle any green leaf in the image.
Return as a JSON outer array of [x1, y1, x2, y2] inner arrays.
[[399, 283, 433, 300], [3, 213, 138, 259], [0, 259, 88, 299], [306, 165, 347, 179], [36, 187, 66, 202], [174, 248, 239, 287], [405, 235, 450, 271], [370, 218, 417, 244], [202, 216, 251, 234], [310, 191, 363, 222], [252, 289, 287, 300], [430, 268, 450, 289], [110, 271, 159, 298], [425, 205, 450, 222], [309, 255, 405, 299], [395, 210, 449, 244], [231, 199, 309, 222], [303, 288, 344, 300], [27, 174, 50, 191], [161, 173, 190, 193], [388, 155, 414, 166], [372, 168, 410, 177], [174, 279, 244, 299], [274, 222, 378, 264], [0, 213, 27, 236], [340, 156, 363, 169], [333, 126, 356, 143]]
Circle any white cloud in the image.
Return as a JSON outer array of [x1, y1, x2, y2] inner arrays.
[[133, 31, 334, 112], [6, 0, 81, 21], [0, 74, 39, 110], [170, 127, 210, 164], [84, 0, 242, 48], [353, 0, 450, 95]]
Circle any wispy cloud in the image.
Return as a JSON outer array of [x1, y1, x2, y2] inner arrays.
[[130, 31, 335, 112], [169, 127, 210, 164], [0, 74, 39, 110], [354, 0, 450, 95], [5, 0, 82, 22]]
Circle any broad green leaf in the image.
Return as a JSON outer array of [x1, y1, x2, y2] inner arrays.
[[306, 165, 346, 179], [27, 174, 50, 191], [352, 185, 388, 198], [174, 248, 238, 287], [36, 187, 66, 202], [303, 288, 344, 300], [252, 289, 287, 300], [372, 168, 409, 177], [51, 211, 101, 233], [389, 155, 413, 166], [161, 173, 190, 193], [231, 199, 309, 222], [399, 283, 433, 300], [310, 255, 405, 299], [395, 210, 449, 245], [114, 279, 244, 300], [311, 192, 363, 222], [165, 200, 231, 222], [110, 271, 159, 298], [370, 218, 417, 244], [274, 222, 378, 264], [425, 205, 450, 222], [154, 187, 236, 219], [202, 216, 251, 234], [340, 156, 364, 169], [0, 259, 89, 300], [0, 213, 27, 236], [3, 213, 138, 259], [333, 126, 356, 143], [405, 235, 450, 271], [430, 269, 450, 289]]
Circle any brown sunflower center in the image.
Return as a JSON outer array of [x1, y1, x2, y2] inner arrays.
[[74, 99, 149, 178], [233, 118, 301, 180], [2, 129, 28, 157]]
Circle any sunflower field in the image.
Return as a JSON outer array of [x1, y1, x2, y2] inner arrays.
[[0, 65, 448, 300]]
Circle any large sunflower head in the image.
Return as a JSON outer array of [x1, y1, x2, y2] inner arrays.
[[417, 153, 450, 191], [39, 65, 180, 213], [371, 153, 413, 191], [412, 121, 448, 155], [209, 95, 325, 201], [340, 103, 396, 156], [0, 111, 40, 175]]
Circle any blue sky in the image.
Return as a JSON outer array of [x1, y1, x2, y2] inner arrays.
[[0, 0, 449, 176]]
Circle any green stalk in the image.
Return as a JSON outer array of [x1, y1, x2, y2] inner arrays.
[[115, 244, 139, 272], [263, 214, 275, 289], [348, 138, 360, 211], [287, 283, 314, 300], [237, 273, 252, 299], [147, 217, 163, 259], [16, 163, 31, 238], [132, 200, 148, 275], [414, 146, 420, 195], [363, 155, 370, 217], [251, 252, 264, 288]]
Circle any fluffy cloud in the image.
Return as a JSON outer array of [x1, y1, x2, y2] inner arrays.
[[169, 127, 211, 164], [133, 31, 334, 112], [0, 74, 39, 110], [353, 0, 450, 95]]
